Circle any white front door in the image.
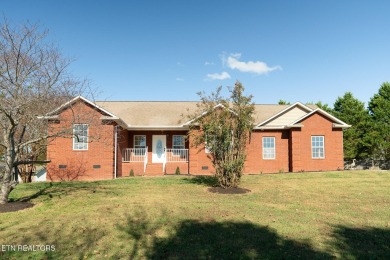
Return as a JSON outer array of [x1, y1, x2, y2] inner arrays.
[[152, 135, 166, 163]]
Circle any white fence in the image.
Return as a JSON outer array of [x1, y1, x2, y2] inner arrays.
[[165, 149, 189, 162], [122, 147, 148, 162]]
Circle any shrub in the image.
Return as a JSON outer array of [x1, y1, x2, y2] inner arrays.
[[175, 167, 181, 175], [129, 169, 135, 177]]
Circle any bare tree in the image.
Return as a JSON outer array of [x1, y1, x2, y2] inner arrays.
[[0, 19, 88, 203]]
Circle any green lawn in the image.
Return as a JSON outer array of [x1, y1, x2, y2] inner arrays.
[[0, 171, 389, 259]]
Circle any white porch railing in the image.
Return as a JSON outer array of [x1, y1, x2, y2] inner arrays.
[[165, 148, 189, 162], [163, 147, 167, 173], [143, 147, 148, 172], [123, 147, 148, 163], [123, 147, 187, 173]]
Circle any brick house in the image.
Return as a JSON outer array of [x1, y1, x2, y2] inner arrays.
[[44, 96, 350, 181]]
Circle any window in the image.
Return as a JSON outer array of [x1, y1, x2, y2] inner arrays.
[[312, 136, 325, 158], [172, 135, 185, 149], [73, 124, 88, 150], [263, 137, 275, 159], [134, 135, 146, 148], [133, 135, 146, 156], [172, 135, 185, 156]]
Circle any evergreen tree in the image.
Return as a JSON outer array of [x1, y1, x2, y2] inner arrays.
[[314, 101, 334, 114], [333, 92, 370, 159], [367, 82, 390, 160], [278, 100, 291, 105]]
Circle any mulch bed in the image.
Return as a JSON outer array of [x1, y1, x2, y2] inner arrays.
[[0, 202, 34, 213], [208, 187, 251, 194]]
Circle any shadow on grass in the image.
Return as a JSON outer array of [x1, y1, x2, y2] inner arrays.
[[183, 175, 218, 187], [11, 182, 54, 202], [9, 181, 107, 203], [117, 210, 332, 259], [330, 225, 390, 259]]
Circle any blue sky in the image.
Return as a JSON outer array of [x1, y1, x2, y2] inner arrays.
[[2, 1, 390, 106]]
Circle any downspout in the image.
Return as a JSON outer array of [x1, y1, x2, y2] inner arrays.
[[114, 125, 118, 179]]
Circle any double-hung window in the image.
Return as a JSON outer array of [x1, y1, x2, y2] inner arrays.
[[173, 135, 185, 149], [73, 124, 88, 150], [134, 135, 146, 156], [172, 135, 185, 156], [312, 136, 325, 158], [262, 137, 275, 159]]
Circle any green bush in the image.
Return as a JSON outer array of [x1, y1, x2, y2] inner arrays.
[[175, 167, 181, 175], [129, 169, 134, 177]]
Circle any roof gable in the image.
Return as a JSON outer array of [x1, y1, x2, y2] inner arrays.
[[256, 102, 314, 127], [46, 96, 118, 118], [291, 108, 351, 128]]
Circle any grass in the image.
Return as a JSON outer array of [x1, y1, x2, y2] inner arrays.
[[0, 171, 389, 259]]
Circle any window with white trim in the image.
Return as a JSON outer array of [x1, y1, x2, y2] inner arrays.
[[133, 135, 146, 156], [134, 135, 146, 148], [172, 135, 185, 156], [312, 136, 325, 158], [262, 137, 275, 159], [172, 135, 185, 149], [73, 124, 88, 150]]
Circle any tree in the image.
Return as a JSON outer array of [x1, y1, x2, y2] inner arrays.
[[314, 101, 334, 114], [188, 81, 255, 188], [278, 100, 291, 105], [0, 20, 86, 203], [306, 101, 334, 114], [333, 92, 370, 160], [367, 82, 390, 160]]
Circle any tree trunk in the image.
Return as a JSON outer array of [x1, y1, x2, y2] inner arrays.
[[0, 136, 18, 204], [0, 167, 17, 204], [0, 180, 13, 204]]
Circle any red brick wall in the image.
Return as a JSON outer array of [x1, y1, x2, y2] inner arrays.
[[116, 127, 129, 177], [188, 131, 215, 175], [290, 113, 344, 172], [244, 130, 290, 173], [47, 101, 115, 181], [165, 162, 189, 175], [187, 113, 344, 174]]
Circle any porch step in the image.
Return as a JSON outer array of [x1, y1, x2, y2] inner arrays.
[[145, 163, 164, 175]]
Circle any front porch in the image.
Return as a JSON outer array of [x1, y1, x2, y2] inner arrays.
[[122, 147, 189, 174], [119, 131, 190, 175]]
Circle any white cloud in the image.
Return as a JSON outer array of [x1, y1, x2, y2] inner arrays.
[[205, 71, 231, 81], [204, 61, 214, 66], [226, 53, 281, 74], [176, 77, 184, 81]]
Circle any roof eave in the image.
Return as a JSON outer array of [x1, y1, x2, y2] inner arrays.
[[333, 123, 351, 128], [126, 125, 189, 131], [100, 116, 128, 128], [37, 115, 59, 120], [254, 124, 303, 130]]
